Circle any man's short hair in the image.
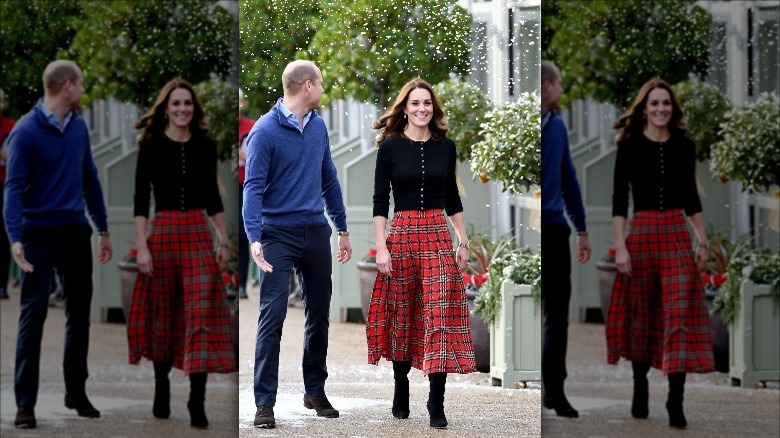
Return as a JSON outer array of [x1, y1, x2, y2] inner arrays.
[[282, 60, 319, 96], [541, 60, 560, 85], [43, 60, 81, 95]]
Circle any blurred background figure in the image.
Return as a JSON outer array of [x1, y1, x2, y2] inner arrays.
[[0, 89, 15, 299], [238, 89, 254, 299]]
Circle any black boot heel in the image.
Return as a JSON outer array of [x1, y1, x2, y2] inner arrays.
[[427, 373, 448, 428], [188, 373, 208, 428]]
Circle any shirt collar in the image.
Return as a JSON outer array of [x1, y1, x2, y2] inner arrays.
[[541, 109, 555, 131], [277, 99, 313, 132], [38, 100, 74, 132]]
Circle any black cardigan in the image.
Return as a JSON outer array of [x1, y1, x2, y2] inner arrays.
[[373, 135, 463, 218], [612, 133, 702, 218]]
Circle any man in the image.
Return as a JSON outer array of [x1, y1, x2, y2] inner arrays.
[[1, 89, 16, 299], [243, 59, 351, 429], [540, 60, 591, 418], [237, 89, 255, 299], [4, 60, 113, 429]]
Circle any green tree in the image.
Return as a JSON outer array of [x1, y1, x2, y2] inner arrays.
[[239, 0, 322, 118], [672, 77, 731, 162], [434, 78, 492, 163], [69, 0, 232, 110], [0, 0, 83, 117], [546, 0, 712, 110], [309, 0, 472, 110], [194, 76, 238, 162]]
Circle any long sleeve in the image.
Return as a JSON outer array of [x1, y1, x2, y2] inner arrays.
[[133, 144, 152, 218], [242, 129, 270, 243], [682, 138, 703, 216], [560, 135, 586, 232], [320, 136, 347, 231], [81, 141, 108, 232], [205, 139, 224, 216], [3, 128, 31, 243], [372, 143, 392, 218], [444, 140, 463, 216], [612, 143, 630, 218]]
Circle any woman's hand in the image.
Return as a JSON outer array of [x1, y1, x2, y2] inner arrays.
[[216, 245, 229, 271], [456, 247, 468, 271], [137, 247, 153, 275], [695, 245, 708, 271], [376, 247, 392, 276], [615, 246, 631, 276]]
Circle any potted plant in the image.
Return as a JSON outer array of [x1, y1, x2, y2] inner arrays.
[[464, 224, 516, 372], [357, 248, 378, 322], [714, 247, 780, 387], [473, 245, 541, 388], [117, 247, 138, 323], [470, 92, 541, 193]]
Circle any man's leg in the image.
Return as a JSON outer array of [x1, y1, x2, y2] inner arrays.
[[254, 225, 298, 408], [14, 230, 54, 409], [58, 223, 94, 400], [541, 222, 577, 417], [298, 224, 332, 396]]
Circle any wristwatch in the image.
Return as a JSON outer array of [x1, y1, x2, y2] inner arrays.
[[337, 230, 350, 236]]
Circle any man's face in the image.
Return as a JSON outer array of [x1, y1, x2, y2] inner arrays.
[[308, 68, 325, 108], [544, 73, 563, 110], [67, 72, 85, 109]]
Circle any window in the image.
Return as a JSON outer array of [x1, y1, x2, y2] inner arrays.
[[756, 7, 780, 94], [708, 21, 728, 93]]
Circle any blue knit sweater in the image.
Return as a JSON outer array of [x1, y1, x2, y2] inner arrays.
[[242, 99, 347, 243], [541, 110, 586, 232], [3, 101, 108, 243]]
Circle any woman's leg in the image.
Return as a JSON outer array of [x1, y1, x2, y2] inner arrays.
[[188, 373, 208, 428], [427, 372, 448, 428], [152, 361, 172, 418], [392, 360, 412, 419]]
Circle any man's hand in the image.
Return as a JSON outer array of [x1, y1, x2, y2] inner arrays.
[[11, 242, 34, 273], [576, 234, 591, 263], [251, 242, 273, 273], [337, 235, 352, 264], [98, 235, 113, 263]]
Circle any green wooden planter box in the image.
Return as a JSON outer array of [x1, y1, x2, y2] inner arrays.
[[489, 280, 541, 388], [729, 280, 780, 388]]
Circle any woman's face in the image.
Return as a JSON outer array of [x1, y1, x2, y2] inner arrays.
[[404, 87, 433, 130], [165, 87, 194, 129], [644, 87, 672, 130]]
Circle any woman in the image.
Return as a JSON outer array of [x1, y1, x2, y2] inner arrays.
[[606, 78, 714, 429], [127, 78, 237, 429], [366, 78, 476, 429]]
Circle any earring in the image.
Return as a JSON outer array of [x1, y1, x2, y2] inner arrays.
[[642, 113, 646, 119], [403, 114, 407, 119]]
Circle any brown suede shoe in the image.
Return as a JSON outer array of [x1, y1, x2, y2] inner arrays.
[[303, 393, 339, 418], [15, 407, 36, 429], [254, 405, 275, 429]]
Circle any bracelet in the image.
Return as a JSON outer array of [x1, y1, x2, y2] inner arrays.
[[697, 242, 709, 249], [577, 231, 588, 237], [337, 230, 350, 236], [457, 242, 469, 249], [219, 243, 230, 249], [98, 231, 110, 237]]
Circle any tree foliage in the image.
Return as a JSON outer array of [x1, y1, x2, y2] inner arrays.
[[194, 76, 238, 162], [672, 77, 732, 162], [434, 79, 492, 163], [309, 0, 472, 110], [239, 0, 321, 118], [710, 92, 780, 192], [69, 0, 232, 109], [0, 0, 83, 117], [470, 92, 540, 194], [545, 0, 712, 110]]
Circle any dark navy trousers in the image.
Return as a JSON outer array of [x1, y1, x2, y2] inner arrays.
[[15, 222, 94, 408], [541, 222, 572, 398], [254, 223, 332, 407]]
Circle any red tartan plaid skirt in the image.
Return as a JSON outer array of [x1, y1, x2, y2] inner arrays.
[[366, 209, 476, 375], [606, 210, 714, 374], [127, 210, 237, 375]]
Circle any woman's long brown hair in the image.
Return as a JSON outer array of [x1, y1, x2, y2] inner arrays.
[[373, 78, 448, 147], [134, 78, 208, 146], [612, 77, 686, 146]]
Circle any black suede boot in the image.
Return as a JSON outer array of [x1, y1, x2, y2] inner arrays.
[[631, 361, 650, 419], [666, 372, 687, 429], [188, 373, 208, 428], [153, 361, 172, 419], [427, 372, 448, 428], [392, 361, 412, 419]]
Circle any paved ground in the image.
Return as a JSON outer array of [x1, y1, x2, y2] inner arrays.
[[237, 285, 541, 438], [0, 283, 238, 437], [3, 277, 777, 438], [541, 321, 780, 438]]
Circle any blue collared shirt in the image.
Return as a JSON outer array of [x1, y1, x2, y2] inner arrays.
[[38, 100, 74, 133], [278, 100, 313, 133]]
